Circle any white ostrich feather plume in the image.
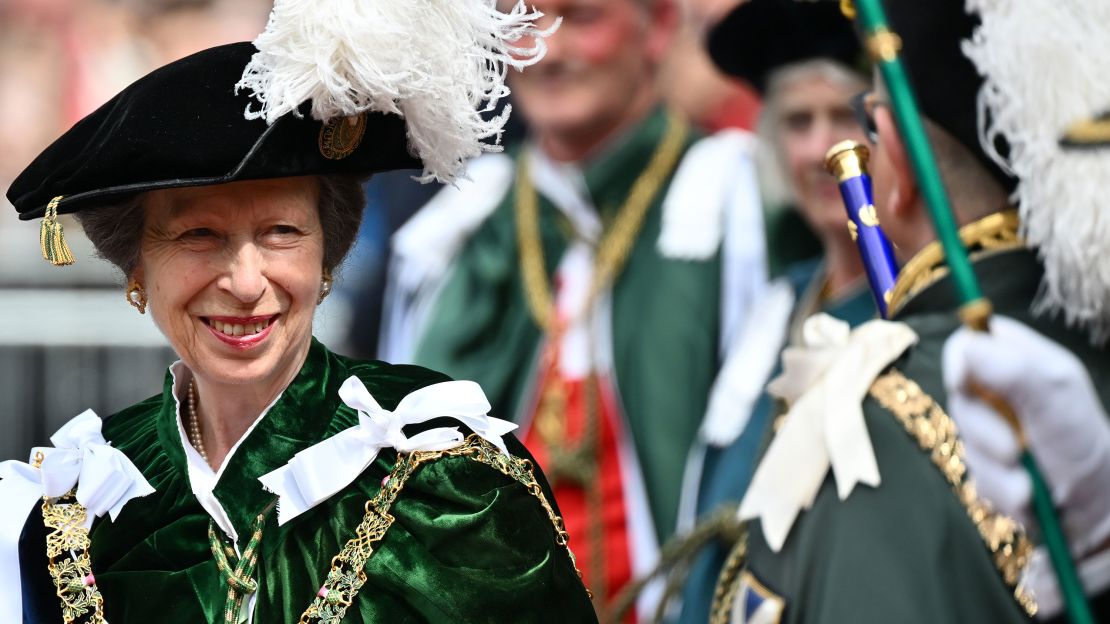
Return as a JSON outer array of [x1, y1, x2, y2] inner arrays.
[[963, 0, 1110, 343], [235, 0, 556, 184]]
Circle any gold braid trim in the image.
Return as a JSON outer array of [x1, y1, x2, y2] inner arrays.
[[888, 210, 1023, 316], [869, 370, 1037, 616], [300, 435, 585, 623], [608, 504, 745, 622], [707, 530, 749, 624], [42, 491, 106, 623]]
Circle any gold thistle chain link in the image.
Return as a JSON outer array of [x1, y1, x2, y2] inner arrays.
[[869, 370, 1037, 615], [39, 439, 579, 623], [298, 452, 412, 623], [42, 491, 105, 624], [300, 435, 585, 623], [515, 112, 689, 333]]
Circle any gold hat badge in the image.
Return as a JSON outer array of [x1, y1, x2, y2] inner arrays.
[[319, 113, 368, 160]]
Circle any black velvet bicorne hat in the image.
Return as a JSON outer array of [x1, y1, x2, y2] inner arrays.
[[6, 42, 421, 221], [706, 0, 866, 94]]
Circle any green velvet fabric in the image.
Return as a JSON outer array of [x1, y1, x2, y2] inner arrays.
[[742, 249, 1110, 622], [21, 339, 595, 622], [414, 109, 720, 541]]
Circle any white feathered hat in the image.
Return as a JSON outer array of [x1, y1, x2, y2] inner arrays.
[[235, 0, 556, 184], [963, 0, 1110, 342]]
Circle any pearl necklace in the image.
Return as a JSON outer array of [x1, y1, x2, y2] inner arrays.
[[187, 378, 209, 461]]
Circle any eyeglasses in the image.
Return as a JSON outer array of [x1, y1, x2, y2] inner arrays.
[[850, 90, 885, 144]]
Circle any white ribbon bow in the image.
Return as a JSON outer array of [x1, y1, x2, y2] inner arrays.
[[738, 314, 917, 552], [0, 409, 155, 524], [0, 409, 155, 620], [260, 376, 517, 525]]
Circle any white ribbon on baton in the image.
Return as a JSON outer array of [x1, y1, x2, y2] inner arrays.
[[260, 376, 517, 525], [0, 409, 155, 619], [738, 314, 917, 552]]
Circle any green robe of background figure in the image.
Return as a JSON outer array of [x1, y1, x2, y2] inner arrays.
[[714, 214, 1110, 623], [383, 108, 770, 606], [16, 340, 596, 623]]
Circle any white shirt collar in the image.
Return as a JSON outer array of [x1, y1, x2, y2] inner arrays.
[[526, 142, 602, 242], [168, 361, 283, 543]]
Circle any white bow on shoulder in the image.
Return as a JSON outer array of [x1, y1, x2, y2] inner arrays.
[[738, 314, 917, 552], [0, 409, 155, 621], [0, 409, 155, 525], [259, 376, 517, 525]]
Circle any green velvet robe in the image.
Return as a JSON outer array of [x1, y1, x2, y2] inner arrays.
[[18, 339, 596, 623], [738, 248, 1110, 623], [413, 109, 721, 541]]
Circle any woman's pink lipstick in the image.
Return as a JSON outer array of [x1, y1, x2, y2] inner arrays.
[[202, 315, 279, 349]]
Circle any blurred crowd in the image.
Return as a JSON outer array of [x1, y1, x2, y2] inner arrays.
[[0, 0, 762, 343], [0, 0, 274, 285], [0, 0, 272, 188]]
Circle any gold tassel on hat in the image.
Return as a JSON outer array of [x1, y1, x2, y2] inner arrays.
[[40, 195, 75, 266]]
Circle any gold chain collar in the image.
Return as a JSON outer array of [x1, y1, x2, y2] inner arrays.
[[888, 210, 1023, 317], [515, 112, 690, 333], [42, 491, 105, 623], [42, 438, 581, 623]]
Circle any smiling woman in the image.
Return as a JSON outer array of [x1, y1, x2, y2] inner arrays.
[[0, 2, 596, 623], [127, 178, 328, 464]]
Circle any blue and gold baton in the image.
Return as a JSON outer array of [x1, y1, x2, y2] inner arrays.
[[824, 140, 899, 318]]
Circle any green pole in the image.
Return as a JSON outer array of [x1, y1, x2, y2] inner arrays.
[[854, 0, 985, 317], [851, 1, 1094, 622], [1026, 451, 1095, 624]]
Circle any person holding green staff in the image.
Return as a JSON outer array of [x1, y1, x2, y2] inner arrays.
[[711, 0, 1110, 622]]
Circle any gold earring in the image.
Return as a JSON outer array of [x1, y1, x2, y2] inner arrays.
[[126, 279, 147, 314], [318, 272, 333, 304]]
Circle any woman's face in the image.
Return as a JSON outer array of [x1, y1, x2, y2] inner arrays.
[[774, 72, 868, 239], [135, 177, 324, 392]]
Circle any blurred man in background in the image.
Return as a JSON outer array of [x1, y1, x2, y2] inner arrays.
[[382, 0, 768, 618], [719, 0, 1110, 621]]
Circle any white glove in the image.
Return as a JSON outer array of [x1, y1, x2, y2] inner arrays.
[[942, 315, 1110, 558]]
